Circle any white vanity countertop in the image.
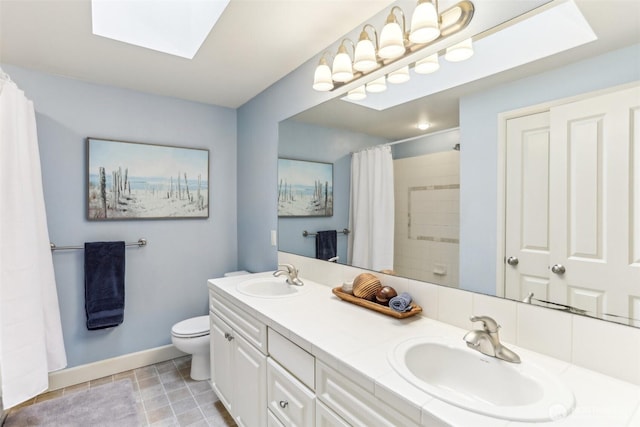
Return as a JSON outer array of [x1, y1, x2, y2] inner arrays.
[[208, 272, 640, 427]]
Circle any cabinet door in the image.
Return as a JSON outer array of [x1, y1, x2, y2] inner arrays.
[[210, 313, 234, 414], [316, 401, 350, 427], [234, 333, 267, 427]]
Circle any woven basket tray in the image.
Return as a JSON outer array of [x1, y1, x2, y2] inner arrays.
[[332, 287, 422, 319]]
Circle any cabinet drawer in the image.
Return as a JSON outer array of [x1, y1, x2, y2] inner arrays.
[[267, 358, 315, 427], [268, 328, 315, 390], [210, 292, 267, 354], [316, 361, 419, 427]]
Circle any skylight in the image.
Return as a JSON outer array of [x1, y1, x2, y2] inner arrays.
[[91, 0, 230, 59], [344, 0, 597, 110]]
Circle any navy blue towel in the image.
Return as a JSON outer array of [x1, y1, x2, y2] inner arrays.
[[84, 241, 126, 330], [315, 230, 337, 261]]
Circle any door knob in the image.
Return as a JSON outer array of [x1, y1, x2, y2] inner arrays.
[[551, 264, 566, 275], [506, 256, 519, 266]]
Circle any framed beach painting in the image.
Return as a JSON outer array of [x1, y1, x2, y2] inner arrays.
[[87, 138, 209, 220], [278, 158, 333, 217]]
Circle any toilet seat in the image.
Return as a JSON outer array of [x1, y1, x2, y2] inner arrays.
[[171, 315, 210, 338]]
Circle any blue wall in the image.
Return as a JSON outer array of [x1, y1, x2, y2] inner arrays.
[[277, 120, 387, 261], [459, 44, 640, 295], [3, 65, 238, 368]]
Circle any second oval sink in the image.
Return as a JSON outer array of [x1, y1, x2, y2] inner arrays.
[[388, 336, 575, 422], [236, 276, 308, 298]]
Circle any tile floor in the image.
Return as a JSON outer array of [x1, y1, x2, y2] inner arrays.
[[6, 356, 236, 427]]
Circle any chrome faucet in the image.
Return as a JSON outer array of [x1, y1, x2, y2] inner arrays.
[[273, 263, 304, 286], [463, 315, 521, 363]]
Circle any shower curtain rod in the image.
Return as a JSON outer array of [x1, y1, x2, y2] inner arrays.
[[50, 238, 148, 251], [384, 127, 460, 147]]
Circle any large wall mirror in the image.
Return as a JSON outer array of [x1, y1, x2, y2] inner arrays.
[[278, 0, 640, 327]]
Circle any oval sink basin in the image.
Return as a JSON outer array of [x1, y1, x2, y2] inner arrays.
[[236, 276, 308, 298], [388, 336, 575, 422]]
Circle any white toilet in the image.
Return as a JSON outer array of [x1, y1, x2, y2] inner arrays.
[[171, 315, 210, 381]]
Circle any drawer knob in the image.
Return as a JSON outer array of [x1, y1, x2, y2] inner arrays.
[[224, 332, 234, 341], [279, 400, 288, 409]]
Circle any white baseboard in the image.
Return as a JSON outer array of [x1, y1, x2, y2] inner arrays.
[[48, 345, 187, 391]]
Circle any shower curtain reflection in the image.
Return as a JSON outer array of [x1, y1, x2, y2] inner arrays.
[[348, 145, 395, 272]]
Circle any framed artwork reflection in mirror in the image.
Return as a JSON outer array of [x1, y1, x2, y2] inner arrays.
[[278, 158, 333, 217]]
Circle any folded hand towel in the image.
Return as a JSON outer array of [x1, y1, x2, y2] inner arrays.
[[315, 230, 337, 261], [84, 241, 125, 330], [389, 292, 413, 312]]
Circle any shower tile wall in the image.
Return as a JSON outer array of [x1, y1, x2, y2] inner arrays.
[[394, 151, 460, 287]]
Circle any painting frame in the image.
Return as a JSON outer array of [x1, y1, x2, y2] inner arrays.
[[278, 158, 333, 217], [86, 137, 210, 220]]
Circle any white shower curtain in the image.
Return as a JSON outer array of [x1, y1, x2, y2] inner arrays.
[[0, 71, 67, 409], [348, 145, 395, 271]]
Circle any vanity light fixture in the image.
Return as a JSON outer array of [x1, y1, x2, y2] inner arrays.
[[312, 53, 334, 91], [332, 40, 355, 82], [409, 0, 440, 44], [415, 53, 440, 74], [379, 6, 407, 60], [347, 85, 367, 101], [354, 24, 379, 72], [388, 65, 411, 84], [312, 0, 474, 93], [445, 37, 474, 61], [366, 76, 387, 93]]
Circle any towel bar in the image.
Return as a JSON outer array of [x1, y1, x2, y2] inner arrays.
[[302, 229, 349, 237], [50, 238, 147, 251]]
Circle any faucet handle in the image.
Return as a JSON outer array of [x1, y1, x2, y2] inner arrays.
[[277, 263, 295, 273], [470, 315, 500, 333]]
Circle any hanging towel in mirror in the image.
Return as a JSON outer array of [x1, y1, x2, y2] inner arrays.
[[84, 241, 125, 330], [315, 230, 337, 260]]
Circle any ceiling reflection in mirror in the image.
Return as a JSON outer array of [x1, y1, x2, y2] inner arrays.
[[278, 0, 640, 327]]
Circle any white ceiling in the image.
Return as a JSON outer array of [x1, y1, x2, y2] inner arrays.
[[1, 0, 638, 124], [0, 0, 395, 108]]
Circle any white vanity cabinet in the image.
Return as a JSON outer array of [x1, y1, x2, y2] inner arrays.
[[210, 291, 268, 427], [209, 281, 422, 427]]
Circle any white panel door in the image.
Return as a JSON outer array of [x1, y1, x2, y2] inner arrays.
[[549, 85, 640, 321], [505, 112, 552, 301], [506, 85, 640, 323]]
